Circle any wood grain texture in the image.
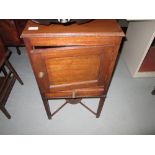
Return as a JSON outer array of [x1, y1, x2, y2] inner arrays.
[[27, 36, 118, 46], [46, 87, 105, 98], [31, 45, 114, 92]]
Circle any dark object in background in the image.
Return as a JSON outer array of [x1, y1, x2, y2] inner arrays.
[[31, 19, 93, 26], [0, 37, 23, 119], [117, 19, 128, 54], [0, 20, 28, 55], [152, 88, 155, 95]]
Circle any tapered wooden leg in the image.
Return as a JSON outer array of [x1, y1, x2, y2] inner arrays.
[[0, 107, 11, 119], [5, 60, 24, 85], [41, 96, 52, 119], [16, 47, 21, 55], [96, 97, 105, 118], [2, 67, 7, 76]]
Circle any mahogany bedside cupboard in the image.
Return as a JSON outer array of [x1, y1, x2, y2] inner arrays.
[[21, 20, 124, 119]]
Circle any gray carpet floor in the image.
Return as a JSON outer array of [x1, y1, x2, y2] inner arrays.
[[0, 47, 155, 135]]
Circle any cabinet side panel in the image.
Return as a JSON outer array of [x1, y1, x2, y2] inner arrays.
[[104, 37, 123, 92]]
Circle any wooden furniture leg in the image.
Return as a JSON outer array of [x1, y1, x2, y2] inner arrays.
[[0, 106, 11, 119], [5, 60, 23, 85], [2, 67, 7, 76], [96, 97, 105, 118], [40, 98, 106, 119], [16, 47, 21, 55], [41, 96, 52, 119], [0, 38, 23, 119]]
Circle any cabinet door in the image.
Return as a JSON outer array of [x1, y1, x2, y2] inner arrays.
[[32, 46, 114, 94]]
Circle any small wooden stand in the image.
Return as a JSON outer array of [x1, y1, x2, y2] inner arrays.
[[22, 20, 124, 119]]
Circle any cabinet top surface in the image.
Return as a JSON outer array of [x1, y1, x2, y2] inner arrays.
[[21, 20, 124, 38]]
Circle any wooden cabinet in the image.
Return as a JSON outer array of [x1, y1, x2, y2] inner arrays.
[[22, 20, 124, 119]]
